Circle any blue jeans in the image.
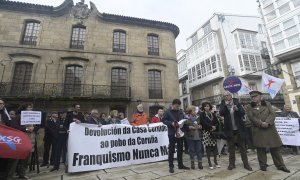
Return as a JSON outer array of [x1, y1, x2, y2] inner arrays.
[[187, 139, 202, 161]]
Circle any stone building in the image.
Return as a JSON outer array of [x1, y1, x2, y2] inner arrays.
[[0, 0, 180, 119]]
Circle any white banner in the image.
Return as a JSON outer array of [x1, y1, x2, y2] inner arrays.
[[275, 117, 300, 146], [20, 111, 41, 125], [68, 122, 169, 173]]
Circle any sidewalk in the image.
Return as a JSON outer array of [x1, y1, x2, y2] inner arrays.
[[28, 151, 300, 180]]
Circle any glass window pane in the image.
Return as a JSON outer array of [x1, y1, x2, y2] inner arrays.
[[288, 34, 300, 46], [148, 70, 162, 99], [22, 22, 40, 46], [70, 26, 86, 49], [279, 3, 290, 15], [148, 35, 159, 56]]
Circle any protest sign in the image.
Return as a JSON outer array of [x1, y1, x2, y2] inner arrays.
[[275, 117, 300, 146], [68, 122, 169, 172], [21, 111, 41, 125], [120, 118, 130, 125]]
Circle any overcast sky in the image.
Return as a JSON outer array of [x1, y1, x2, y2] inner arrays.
[[17, 0, 260, 52]]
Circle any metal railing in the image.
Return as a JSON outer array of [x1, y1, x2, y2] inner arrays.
[[0, 82, 131, 99]]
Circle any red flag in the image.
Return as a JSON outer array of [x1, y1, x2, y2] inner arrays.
[[0, 124, 32, 159]]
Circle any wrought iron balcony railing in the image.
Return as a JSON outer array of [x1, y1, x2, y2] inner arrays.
[[0, 82, 131, 99]]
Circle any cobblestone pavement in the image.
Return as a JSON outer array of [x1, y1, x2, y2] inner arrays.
[[27, 151, 300, 180]]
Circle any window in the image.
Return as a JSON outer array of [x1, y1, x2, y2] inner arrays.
[[292, 0, 300, 7], [182, 81, 187, 94], [255, 55, 263, 70], [203, 23, 211, 35], [111, 68, 128, 98], [21, 21, 40, 46], [238, 55, 244, 71], [240, 54, 263, 72], [291, 62, 300, 87], [147, 34, 159, 56], [208, 34, 214, 50], [238, 32, 259, 49], [70, 25, 86, 49], [188, 69, 192, 83], [274, 40, 286, 51], [287, 34, 300, 46], [270, 25, 283, 42], [234, 34, 240, 49], [264, 3, 275, 14], [249, 82, 258, 90], [113, 30, 126, 53], [148, 70, 162, 99], [283, 19, 298, 37], [279, 3, 290, 15], [243, 54, 251, 71], [64, 65, 83, 96], [262, 0, 273, 7], [191, 33, 198, 45], [192, 67, 196, 81], [266, 11, 277, 21], [196, 64, 201, 79], [11, 62, 33, 94], [258, 24, 264, 34]]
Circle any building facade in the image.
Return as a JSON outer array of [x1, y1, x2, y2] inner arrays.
[[0, 0, 180, 119], [258, 0, 300, 114], [177, 49, 191, 111], [182, 13, 284, 106]]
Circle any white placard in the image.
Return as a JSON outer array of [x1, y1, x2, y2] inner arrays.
[[20, 111, 42, 125], [68, 122, 169, 173], [275, 117, 300, 146], [120, 118, 130, 125]]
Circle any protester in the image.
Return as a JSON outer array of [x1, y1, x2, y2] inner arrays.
[[86, 109, 101, 125], [247, 90, 290, 173], [183, 106, 203, 169], [151, 109, 164, 123], [51, 110, 68, 172], [281, 104, 300, 155], [220, 91, 252, 171], [162, 99, 190, 173], [66, 103, 85, 128], [131, 104, 148, 126], [100, 113, 108, 124], [16, 102, 39, 180], [107, 110, 121, 124], [41, 112, 59, 167], [199, 102, 220, 170]]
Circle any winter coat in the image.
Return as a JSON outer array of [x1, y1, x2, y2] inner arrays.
[[246, 100, 282, 148], [162, 108, 185, 136], [219, 98, 246, 139]]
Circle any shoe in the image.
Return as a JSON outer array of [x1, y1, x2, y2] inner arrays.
[[169, 167, 174, 173], [40, 163, 49, 167], [244, 165, 253, 171], [198, 162, 203, 169], [260, 166, 267, 171], [277, 166, 290, 173], [178, 165, 190, 170], [215, 164, 221, 168], [227, 164, 235, 170], [18, 176, 31, 180], [209, 166, 214, 170], [191, 161, 195, 169], [50, 168, 59, 172]]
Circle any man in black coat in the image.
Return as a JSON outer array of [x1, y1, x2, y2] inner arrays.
[[220, 91, 252, 171], [162, 99, 190, 173], [66, 103, 85, 129]]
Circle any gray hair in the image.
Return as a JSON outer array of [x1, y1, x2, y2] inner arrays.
[[90, 109, 99, 114], [223, 91, 233, 97]]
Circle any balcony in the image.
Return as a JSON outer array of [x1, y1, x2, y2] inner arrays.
[[0, 82, 131, 100]]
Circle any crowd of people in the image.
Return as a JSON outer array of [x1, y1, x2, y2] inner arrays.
[[0, 89, 299, 179]]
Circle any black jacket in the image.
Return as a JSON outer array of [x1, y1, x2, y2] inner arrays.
[[199, 111, 219, 132], [66, 111, 85, 129], [162, 108, 185, 136], [44, 118, 59, 141], [219, 98, 246, 139]]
